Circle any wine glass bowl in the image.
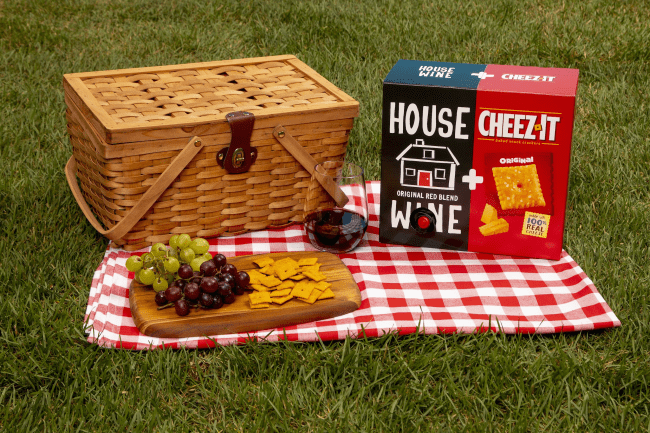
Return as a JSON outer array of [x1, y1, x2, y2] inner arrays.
[[303, 161, 368, 254]]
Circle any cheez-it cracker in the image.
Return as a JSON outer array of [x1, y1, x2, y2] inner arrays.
[[245, 254, 334, 309], [492, 165, 546, 210], [271, 295, 293, 305], [298, 288, 323, 304], [253, 257, 275, 268], [318, 288, 335, 300], [297, 258, 318, 266]]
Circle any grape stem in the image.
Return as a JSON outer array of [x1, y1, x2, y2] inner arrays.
[[157, 303, 175, 310]]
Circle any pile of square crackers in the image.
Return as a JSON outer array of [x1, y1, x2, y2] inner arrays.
[[247, 256, 335, 309]]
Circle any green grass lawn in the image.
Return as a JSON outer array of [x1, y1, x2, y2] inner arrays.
[[1, 0, 649, 431]]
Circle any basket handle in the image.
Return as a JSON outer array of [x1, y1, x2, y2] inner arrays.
[[65, 136, 205, 241], [272, 125, 349, 208]]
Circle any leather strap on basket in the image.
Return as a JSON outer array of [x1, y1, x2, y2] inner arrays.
[[217, 111, 257, 173], [272, 125, 349, 208], [65, 136, 205, 241]]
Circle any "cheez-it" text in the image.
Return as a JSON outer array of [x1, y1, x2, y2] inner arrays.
[[477, 110, 561, 142], [502, 74, 555, 82]]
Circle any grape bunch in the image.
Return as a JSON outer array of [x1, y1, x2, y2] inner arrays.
[[125, 234, 250, 317]]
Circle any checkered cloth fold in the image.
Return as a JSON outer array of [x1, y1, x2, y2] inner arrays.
[[84, 182, 620, 350]]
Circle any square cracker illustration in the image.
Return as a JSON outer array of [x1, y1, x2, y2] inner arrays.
[[492, 164, 546, 210]]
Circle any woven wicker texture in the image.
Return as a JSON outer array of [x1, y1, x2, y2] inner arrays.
[[81, 61, 340, 126], [65, 56, 358, 251], [67, 117, 353, 250]]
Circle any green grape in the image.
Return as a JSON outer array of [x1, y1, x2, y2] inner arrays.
[[125, 255, 143, 272], [179, 247, 195, 264], [139, 268, 156, 286], [166, 246, 178, 258], [190, 238, 209, 255], [134, 270, 142, 284], [164, 256, 181, 273], [152, 277, 169, 292], [141, 252, 155, 268], [201, 252, 213, 261], [169, 234, 180, 250], [151, 242, 167, 258], [177, 234, 192, 249], [190, 257, 205, 272]]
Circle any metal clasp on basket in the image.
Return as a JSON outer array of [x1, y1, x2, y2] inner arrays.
[[217, 111, 258, 173]]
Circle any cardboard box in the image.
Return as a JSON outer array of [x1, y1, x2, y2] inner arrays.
[[379, 60, 579, 260]]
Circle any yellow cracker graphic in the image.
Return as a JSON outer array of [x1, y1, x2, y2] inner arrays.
[[492, 164, 546, 210], [481, 203, 498, 224], [479, 218, 510, 236]]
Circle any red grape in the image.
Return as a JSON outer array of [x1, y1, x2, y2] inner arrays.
[[184, 282, 201, 300], [216, 281, 232, 298], [200, 276, 219, 294], [154, 291, 168, 306], [171, 279, 186, 290], [212, 254, 227, 270], [235, 271, 250, 289], [222, 290, 236, 304], [175, 299, 190, 316], [190, 272, 202, 285], [200, 260, 217, 277], [199, 292, 214, 308], [221, 273, 236, 289], [177, 264, 193, 280], [165, 286, 182, 303], [212, 294, 224, 309], [222, 263, 238, 277]]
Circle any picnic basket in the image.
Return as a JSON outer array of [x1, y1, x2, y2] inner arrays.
[[63, 55, 359, 251]]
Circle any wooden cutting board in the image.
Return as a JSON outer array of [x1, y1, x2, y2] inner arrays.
[[129, 251, 361, 338]]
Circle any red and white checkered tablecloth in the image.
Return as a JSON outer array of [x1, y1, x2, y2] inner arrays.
[[84, 181, 620, 350]]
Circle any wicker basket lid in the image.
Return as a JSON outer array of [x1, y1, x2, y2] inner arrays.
[[63, 55, 359, 145]]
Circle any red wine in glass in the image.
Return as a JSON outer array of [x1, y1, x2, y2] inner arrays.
[[304, 208, 368, 253]]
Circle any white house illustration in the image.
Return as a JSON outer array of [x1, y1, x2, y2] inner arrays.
[[395, 139, 460, 190]]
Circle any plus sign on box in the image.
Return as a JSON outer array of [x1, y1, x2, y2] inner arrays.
[[379, 60, 579, 260]]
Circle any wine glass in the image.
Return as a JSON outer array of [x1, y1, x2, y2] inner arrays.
[[303, 161, 368, 253]]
